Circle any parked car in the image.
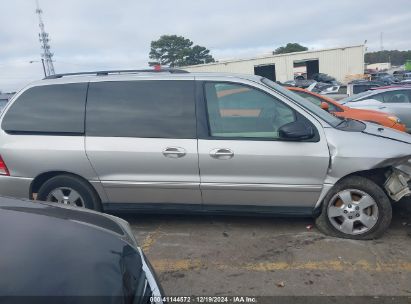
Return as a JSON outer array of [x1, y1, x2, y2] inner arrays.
[[288, 87, 406, 132], [393, 70, 411, 80], [318, 80, 383, 100], [348, 80, 383, 94], [283, 78, 315, 88], [0, 69, 410, 240], [371, 74, 400, 85], [402, 73, 411, 80], [0, 196, 164, 302], [312, 73, 336, 83], [339, 87, 411, 132], [393, 70, 406, 78], [370, 72, 390, 78]]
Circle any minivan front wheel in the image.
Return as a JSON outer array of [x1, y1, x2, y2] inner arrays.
[[37, 175, 101, 211], [316, 176, 392, 240]]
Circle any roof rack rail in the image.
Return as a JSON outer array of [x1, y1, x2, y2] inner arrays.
[[44, 68, 189, 79]]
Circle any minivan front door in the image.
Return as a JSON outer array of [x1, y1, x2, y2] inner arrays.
[[198, 81, 329, 211], [85, 79, 201, 207]]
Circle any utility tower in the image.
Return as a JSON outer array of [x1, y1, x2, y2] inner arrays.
[[35, 0, 55, 76]]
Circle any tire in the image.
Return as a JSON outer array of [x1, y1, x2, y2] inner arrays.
[[37, 174, 102, 211], [316, 176, 392, 240]]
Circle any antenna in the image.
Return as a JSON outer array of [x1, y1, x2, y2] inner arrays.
[[35, 0, 55, 76], [380, 32, 384, 51]]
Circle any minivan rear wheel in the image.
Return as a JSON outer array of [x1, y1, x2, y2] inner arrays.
[[37, 175, 101, 211], [315, 176, 392, 240]]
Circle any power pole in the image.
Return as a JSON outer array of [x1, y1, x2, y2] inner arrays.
[[379, 32, 384, 63], [35, 0, 55, 76]]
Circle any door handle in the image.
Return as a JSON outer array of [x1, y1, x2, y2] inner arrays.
[[162, 147, 186, 158], [210, 148, 234, 159]]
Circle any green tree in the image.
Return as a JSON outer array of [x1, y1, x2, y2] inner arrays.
[[149, 35, 214, 67], [365, 50, 411, 66], [273, 43, 308, 55], [183, 45, 215, 65]]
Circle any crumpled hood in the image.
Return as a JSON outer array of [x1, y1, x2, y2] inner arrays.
[[362, 122, 411, 144]]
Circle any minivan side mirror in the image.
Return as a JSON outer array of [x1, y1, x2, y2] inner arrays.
[[278, 121, 315, 141]]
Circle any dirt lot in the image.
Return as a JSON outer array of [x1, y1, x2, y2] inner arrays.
[[119, 199, 411, 298]]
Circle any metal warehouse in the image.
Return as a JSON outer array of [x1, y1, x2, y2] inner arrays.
[[184, 45, 365, 83]]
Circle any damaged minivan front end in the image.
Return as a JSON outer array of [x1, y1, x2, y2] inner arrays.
[[385, 166, 411, 201], [322, 121, 411, 203], [311, 121, 411, 239]]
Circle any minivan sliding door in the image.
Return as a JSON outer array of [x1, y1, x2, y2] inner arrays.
[[85, 79, 201, 207]]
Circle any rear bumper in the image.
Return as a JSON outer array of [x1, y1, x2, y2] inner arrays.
[[0, 176, 32, 199]]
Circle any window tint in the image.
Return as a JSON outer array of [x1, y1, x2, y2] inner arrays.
[[341, 90, 373, 103], [261, 78, 342, 127], [86, 80, 196, 138], [381, 90, 411, 103], [205, 82, 296, 139], [352, 84, 379, 94], [293, 90, 341, 112], [2, 83, 87, 134], [326, 102, 340, 112], [293, 90, 322, 107], [369, 93, 384, 102]]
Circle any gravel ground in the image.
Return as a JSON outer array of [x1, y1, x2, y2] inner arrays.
[[116, 198, 411, 298]]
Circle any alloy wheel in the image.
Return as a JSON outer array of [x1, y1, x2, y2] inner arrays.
[[327, 189, 379, 235], [46, 187, 85, 208]]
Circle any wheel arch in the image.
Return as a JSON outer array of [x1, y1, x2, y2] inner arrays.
[[314, 171, 393, 239], [314, 167, 390, 214], [30, 171, 105, 203]]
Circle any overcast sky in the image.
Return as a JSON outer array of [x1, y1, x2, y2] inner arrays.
[[1, 0, 410, 91]]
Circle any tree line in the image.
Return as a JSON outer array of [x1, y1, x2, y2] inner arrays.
[[149, 36, 411, 68], [148, 36, 310, 67], [365, 50, 411, 66]]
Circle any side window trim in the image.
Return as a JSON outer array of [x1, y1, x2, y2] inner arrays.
[[195, 80, 209, 139], [200, 81, 319, 142]]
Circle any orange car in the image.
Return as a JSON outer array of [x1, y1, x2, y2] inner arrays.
[[288, 87, 406, 132]]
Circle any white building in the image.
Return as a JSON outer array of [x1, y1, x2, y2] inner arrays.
[[184, 45, 365, 84], [366, 62, 391, 71]]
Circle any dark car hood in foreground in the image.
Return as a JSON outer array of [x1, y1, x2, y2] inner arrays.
[[0, 197, 147, 301]]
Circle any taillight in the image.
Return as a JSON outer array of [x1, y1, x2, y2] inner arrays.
[[0, 156, 10, 176]]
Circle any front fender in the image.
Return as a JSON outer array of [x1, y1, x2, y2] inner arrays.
[[314, 128, 411, 208], [323, 128, 411, 185]]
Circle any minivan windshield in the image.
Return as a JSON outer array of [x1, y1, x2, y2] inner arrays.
[[260, 78, 342, 127]]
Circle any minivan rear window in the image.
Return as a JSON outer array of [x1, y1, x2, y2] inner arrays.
[[86, 80, 196, 138], [2, 83, 87, 134]]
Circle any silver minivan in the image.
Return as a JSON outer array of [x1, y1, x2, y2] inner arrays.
[[0, 69, 410, 239]]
